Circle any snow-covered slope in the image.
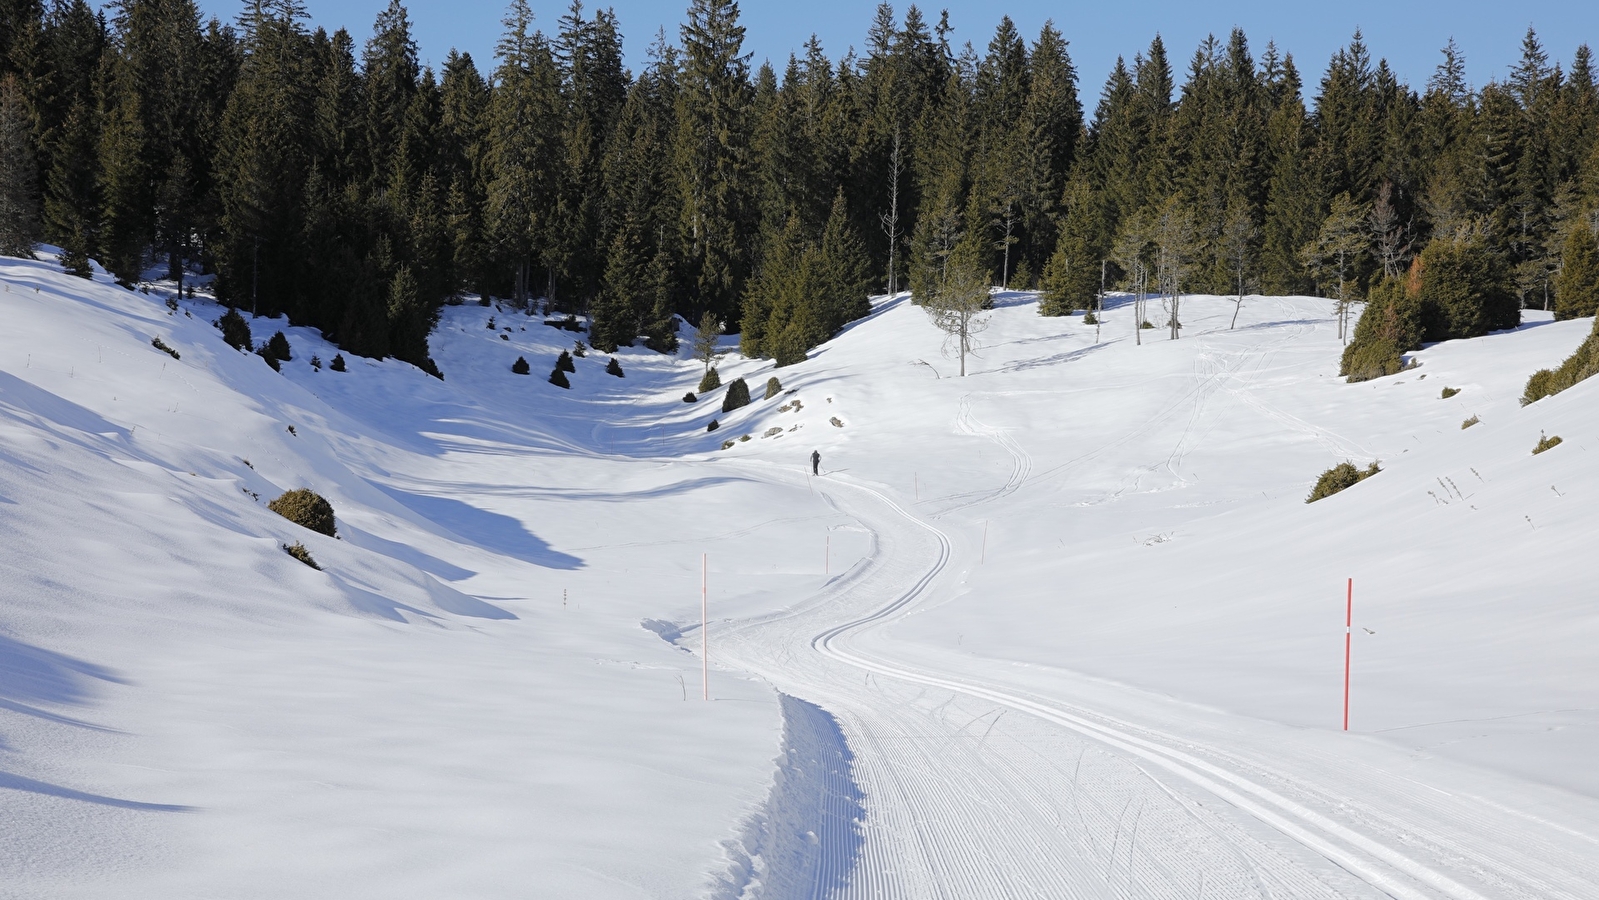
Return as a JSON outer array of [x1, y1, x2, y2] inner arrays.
[[0, 252, 856, 899], [4, 247, 1597, 899]]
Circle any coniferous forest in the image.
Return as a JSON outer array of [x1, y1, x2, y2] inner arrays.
[[1, 0, 1597, 374]]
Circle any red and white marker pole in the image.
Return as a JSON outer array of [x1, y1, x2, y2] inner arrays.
[[702, 553, 708, 701], [1343, 577, 1352, 731]]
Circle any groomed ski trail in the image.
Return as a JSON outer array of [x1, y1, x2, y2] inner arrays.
[[712, 396, 1599, 899]]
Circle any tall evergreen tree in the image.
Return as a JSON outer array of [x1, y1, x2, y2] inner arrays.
[[674, 0, 754, 325]]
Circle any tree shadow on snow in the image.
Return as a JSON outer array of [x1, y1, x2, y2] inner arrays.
[[375, 487, 583, 570], [0, 634, 193, 811]]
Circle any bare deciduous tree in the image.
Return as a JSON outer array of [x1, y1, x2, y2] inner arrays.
[[879, 126, 904, 296], [1154, 196, 1195, 341], [690, 311, 724, 373], [1300, 192, 1369, 343], [923, 253, 990, 377], [1368, 180, 1410, 279], [1222, 200, 1256, 330]]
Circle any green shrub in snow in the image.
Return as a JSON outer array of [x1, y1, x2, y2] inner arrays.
[[698, 367, 721, 392], [283, 541, 320, 569], [764, 376, 782, 399], [1461, 415, 1480, 429], [269, 489, 337, 537], [267, 331, 292, 361], [707, 418, 720, 432], [606, 357, 624, 377], [683, 392, 697, 403], [258, 347, 280, 371], [549, 367, 570, 389], [218, 307, 252, 351], [721, 377, 750, 413], [1306, 461, 1380, 503], [1521, 316, 1599, 406], [557, 349, 575, 373], [330, 353, 346, 372], [512, 356, 530, 375], [1533, 433, 1563, 455], [151, 336, 179, 359], [1440, 386, 1460, 399]]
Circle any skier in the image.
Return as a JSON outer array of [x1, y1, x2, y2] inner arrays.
[[810, 450, 821, 476]]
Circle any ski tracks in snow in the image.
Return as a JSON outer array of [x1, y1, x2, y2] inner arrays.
[[711, 392, 1597, 900]]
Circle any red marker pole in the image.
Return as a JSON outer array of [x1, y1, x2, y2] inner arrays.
[[1343, 578, 1352, 731]]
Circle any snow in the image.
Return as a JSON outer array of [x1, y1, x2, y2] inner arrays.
[[3, 248, 1598, 899]]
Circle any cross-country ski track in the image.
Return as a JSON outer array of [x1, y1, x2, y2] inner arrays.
[[708, 326, 1599, 898], [6, 256, 1599, 898]]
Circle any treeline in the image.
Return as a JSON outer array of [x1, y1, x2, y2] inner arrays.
[[1, 0, 1597, 372]]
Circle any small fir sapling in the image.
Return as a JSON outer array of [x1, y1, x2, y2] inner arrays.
[[330, 354, 346, 371], [512, 356, 530, 374], [1440, 386, 1460, 399], [764, 376, 782, 399], [722, 377, 750, 412], [606, 357, 624, 377], [557, 349, 576, 373], [573, 340, 587, 358], [683, 392, 697, 403], [310, 354, 322, 370], [268, 489, 337, 536], [549, 367, 570, 388], [698, 366, 721, 393], [259, 346, 280, 371], [218, 307, 252, 351], [267, 331, 292, 361], [1461, 415, 1480, 429]]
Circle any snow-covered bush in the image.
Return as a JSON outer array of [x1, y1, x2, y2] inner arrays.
[[268, 489, 337, 537]]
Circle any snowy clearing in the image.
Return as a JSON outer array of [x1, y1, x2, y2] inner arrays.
[[2, 253, 1597, 898]]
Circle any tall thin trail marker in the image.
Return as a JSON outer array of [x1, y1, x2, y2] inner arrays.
[[1343, 578, 1352, 731]]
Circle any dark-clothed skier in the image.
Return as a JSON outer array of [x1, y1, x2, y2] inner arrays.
[[811, 450, 821, 475]]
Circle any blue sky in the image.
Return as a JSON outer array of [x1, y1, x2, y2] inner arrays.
[[197, 1, 1597, 99]]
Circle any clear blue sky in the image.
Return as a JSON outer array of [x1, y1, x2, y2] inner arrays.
[[196, 0, 1598, 99]]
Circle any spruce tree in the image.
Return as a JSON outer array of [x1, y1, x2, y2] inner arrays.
[[674, 0, 754, 325], [0, 73, 40, 257], [1555, 223, 1599, 319]]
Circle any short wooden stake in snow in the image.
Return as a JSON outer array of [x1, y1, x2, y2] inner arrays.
[[701, 553, 709, 701], [1343, 578, 1353, 731], [982, 520, 989, 564]]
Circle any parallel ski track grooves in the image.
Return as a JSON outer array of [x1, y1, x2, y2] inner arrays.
[[718, 326, 1596, 899], [806, 471, 1492, 900]]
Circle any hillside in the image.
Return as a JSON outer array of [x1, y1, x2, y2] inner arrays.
[[3, 249, 1598, 898]]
